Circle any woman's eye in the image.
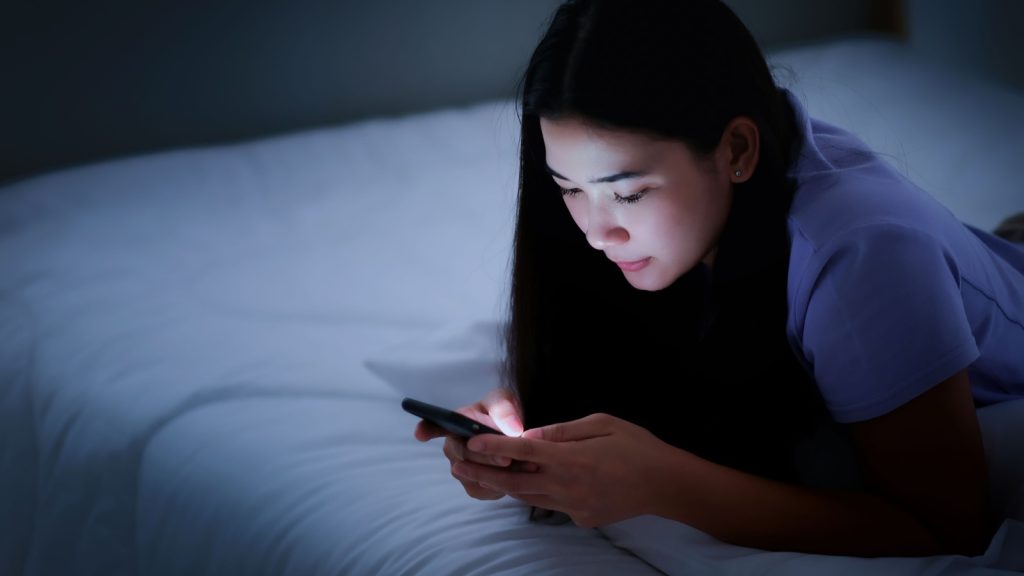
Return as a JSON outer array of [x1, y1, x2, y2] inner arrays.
[[613, 189, 649, 204], [558, 186, 649, 204]]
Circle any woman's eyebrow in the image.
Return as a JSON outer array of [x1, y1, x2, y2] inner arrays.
[[545, 165, 649, 184]]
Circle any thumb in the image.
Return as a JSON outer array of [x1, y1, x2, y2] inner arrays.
[[489, 402, 524, 437], [522, 413, 612, 442], [483, 390, 524, 437]]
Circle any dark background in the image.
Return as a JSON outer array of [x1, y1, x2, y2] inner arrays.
[[1, 0, 1020, 186]]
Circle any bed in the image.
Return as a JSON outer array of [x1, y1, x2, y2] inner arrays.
[[1, 35, 1023, 575]]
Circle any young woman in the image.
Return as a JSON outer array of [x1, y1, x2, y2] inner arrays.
[[414, 0, 1024, 557]]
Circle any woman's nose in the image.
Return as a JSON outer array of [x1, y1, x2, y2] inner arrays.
[[585, 204, 629, 250]]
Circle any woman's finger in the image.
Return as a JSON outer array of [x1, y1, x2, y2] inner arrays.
[[466, 434, 557, 466], [451, 464, 506, 500], [521, 413, 613, 442], [444, 436, 511, 467], [462, 481, 505, 500], [442, 436, 466, 462], [481, 389, 524, 437], [414, 420, 445, 442], [452, 460, 549, 495]]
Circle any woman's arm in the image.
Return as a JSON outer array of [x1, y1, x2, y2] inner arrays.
[[851, 368, 992, 554], [455, 369, 993, 557], [652, 370, 992, 556]]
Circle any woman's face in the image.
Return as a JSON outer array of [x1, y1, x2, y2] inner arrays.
[[540, 116, 734, 291]]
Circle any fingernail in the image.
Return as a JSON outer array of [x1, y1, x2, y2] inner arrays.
[[467, 437, 485, 452], [499, 418, 524, 437], [452, 463, 466, 477], [494, 456, 511, 467]]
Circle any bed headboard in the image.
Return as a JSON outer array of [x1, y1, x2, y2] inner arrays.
[[4, 0, 1017, 187]]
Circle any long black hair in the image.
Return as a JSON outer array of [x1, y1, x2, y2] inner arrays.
[[504, 0, 824, 482]]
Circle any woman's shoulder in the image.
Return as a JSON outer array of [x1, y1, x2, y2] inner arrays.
[[782, 128, 984, 328], [784, 103, 966, 259], [786, 169, 964, 263]]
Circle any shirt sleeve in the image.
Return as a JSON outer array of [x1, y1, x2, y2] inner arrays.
[[796, 223, 980, 423]]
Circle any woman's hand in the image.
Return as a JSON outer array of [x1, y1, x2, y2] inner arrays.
[[450, 413, 675, 527], [413, 388, 528, 500]]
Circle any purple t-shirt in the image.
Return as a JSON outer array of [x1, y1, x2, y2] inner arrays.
[[784, 91, 1024, 423]]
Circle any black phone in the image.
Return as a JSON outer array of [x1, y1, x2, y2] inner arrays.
[[402, 397, 502, 438]]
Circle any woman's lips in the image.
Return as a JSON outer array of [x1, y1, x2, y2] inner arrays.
[[613, 257, 651, 271]]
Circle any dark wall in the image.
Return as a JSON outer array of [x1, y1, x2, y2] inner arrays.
[[906, 0, 1024, 92], [1, 0, 879, 186], [1, 1, 569, 185]]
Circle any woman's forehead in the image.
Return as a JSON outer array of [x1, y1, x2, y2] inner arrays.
[[540, 117, 689, 179]]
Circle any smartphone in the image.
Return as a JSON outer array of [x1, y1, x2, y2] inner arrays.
[[402, 397, 502, 438]]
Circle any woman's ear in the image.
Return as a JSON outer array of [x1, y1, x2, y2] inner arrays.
[[718, 117, 760, 183]]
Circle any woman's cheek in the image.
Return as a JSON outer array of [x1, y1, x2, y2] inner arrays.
[[564, 198, 588, 234]]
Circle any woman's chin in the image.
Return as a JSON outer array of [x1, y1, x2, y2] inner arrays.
[[622, 269, 670, 292]]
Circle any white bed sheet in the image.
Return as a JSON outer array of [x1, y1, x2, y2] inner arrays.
[[1, 36, 1022, 575], [137, 397, 661, 575]]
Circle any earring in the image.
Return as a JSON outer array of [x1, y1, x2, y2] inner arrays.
[[734, 170, 742, 177]]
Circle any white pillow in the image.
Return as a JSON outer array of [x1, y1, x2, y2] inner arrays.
[[363, 318, 504, 408], [978, 398, 1024, 523], [600, 515, 1024, 575]]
